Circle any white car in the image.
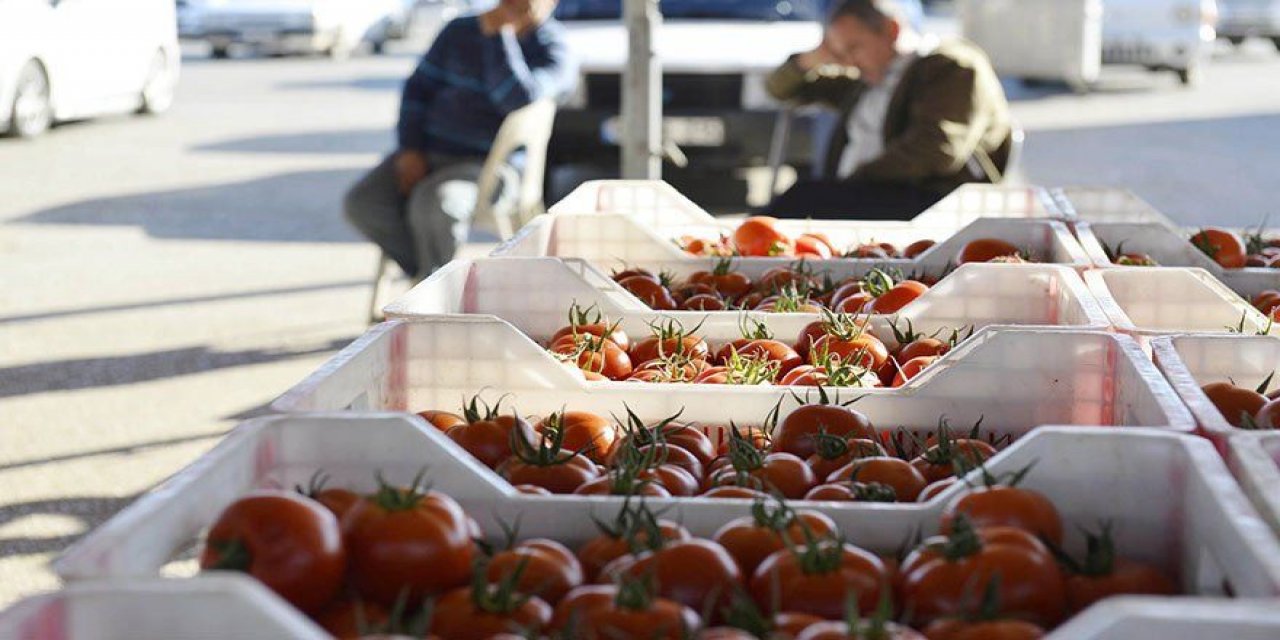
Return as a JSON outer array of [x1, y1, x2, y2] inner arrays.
[[178, 0, 407, 58], [1217, 0, 1280, 49], [1102, 0, 1219, 85], [0, 0, 179, 138]]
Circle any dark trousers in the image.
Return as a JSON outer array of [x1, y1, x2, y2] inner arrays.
[[764, 179, 948, 221]]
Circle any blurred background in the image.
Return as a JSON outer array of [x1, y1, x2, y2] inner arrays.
[[1, 0, 1279, 607]]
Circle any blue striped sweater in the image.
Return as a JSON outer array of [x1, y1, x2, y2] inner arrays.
[[397, 15, 578, 160]]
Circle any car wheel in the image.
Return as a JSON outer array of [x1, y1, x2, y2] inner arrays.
[[6, 60, 52, 138], [138, 50, 176, 115], [211, 45, 231, 59], [1176, 64, 1202, 86], [1226, 36, 1245, 46], [1272, 37, 1280, 51]]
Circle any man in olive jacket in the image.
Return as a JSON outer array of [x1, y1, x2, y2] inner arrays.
[[765, 0, 1013, 219]]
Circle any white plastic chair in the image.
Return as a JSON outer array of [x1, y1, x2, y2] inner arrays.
[[367, 99, 557, 323]]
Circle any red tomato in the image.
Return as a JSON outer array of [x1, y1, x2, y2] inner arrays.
[[1201, 381, 1268, 427], [911, 438, 999, 483], [614, 419, 717, 465], [941, 485, 1065, 545], [900, 525, 1065, 627], [870, 280, 929, 314], [897, 337, 951, 362], [734, 216, 792, 256], [612, 539, 743, 614], [1190, 227, 1247, 269], [498, 445, 599, 494], [713, 504, 837, 577], [550, 319, 631, 352], [447, 412, 536, 469], [708, 450, 817, 499], [903, 239, 937, 259], [700, 485, 772, 500], [795, 234, 834, 259], [750, 540, 889, 619], [487, 538, 584, 605], [918, 477, 960, 502], [200, 491, 345, 614], [922, 618, 1046, 640], [316, 599, 391, 639], [577, 514, 691, 582], [418, 409, 466, 431], [618, 275, 678, 310], [636, 443, 705, 481], [630, 335, 710, 368], [690, 263, 753, 300], [342, 487, 477, 605], [552, 583, 701, 639], [431, 584, 552, 639], [806, 436, 886, 480], [737, 338, 803, 375], [810, 332, 890, 369], [798, 620, 926, 640], [826, 456, 927, 501], [892, 355, 940, 386], [774, 403, 877, 459], [957, 238, 1021, 263], [536, 411, 618, 463], [683, 293, 727, 310], [550, 333, 635, 381]]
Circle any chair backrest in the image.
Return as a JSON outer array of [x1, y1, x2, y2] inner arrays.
[[474, 99, 557, 237]]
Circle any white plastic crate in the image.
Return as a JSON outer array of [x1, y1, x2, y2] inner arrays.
[[381, 257, 1110, 347], [1228, 431, 1280, 542], [1151, 334, 1280, 447], [1050, 186, 1174, 226], [548, 179, 1065, 228], [1049, 597, 1280, 639], [496, 211, 1090, 273], [54, 417, 1280, 615], [1085, 267, 1274, 340], [1078, 221, 1280, 300], [0, 577, 328, 640], [272, 319, 1191, 438]]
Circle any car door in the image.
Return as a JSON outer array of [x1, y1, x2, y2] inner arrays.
[[42, 0, 120, 112]]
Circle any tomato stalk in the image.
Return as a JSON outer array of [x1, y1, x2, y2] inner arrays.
[[736, 315, 774, 341], [205, 539, 252, 572], [861, 268, 896, 299], [468, 556, 535, 614], [934, 514, 984, 561], [783, 530, 851, 576], [295, 469, 332, 499], [462, 395, 507, 424], [1045, 521, 1119, 577], [509, 417, 588, 467], [712, 257, 736, 276], [718, 589, 776, 637], [370, 468, 431, 512], [720, 349, 782, 385]]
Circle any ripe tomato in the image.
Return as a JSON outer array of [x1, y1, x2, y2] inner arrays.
[[798, 620, 926, 640], [709, 451, 817, 499], [737, 338, 803, 375], [613, 539, 743, 613], [793, 315, 870, 359], [896, 337, 951, 362], [515, 483, 552, 495], [1065, 558, 1176, 614], [750, 540, 888, 619], [550, 333, 634, 381], [683, 294, 727, 310], [957, 238, 1021, 264], [418, 409, 466, 431], [900, 525, 1065, 627], [734, 216, 791, 256], [615, 419, 717, 465], [630, 335, 710, 368], [911, 438, 999, 483], [918, 477, 960, 502], [447, 412, 536, 469], [713, 504, 837, 577], [1253, 290, 1280, 315], [870, 280, 929, 314], [297, 473, 362, 523], [806, 436, 886, 479], [578, 513, 691, 582], [487, 539, 584, 605], [550, 319, 631, 352], [342, 487, 477, 605], [690, 263, 753, 300], [499, 447, 599, 494], [803, 481, 898, 502], [537, 411, 618, 463], [431, 585, 552, 639], [200, 491, 345, 614], [795, 234, 834, 259], [941, 484, 1064, 545], [316, 599, 391, 639], [574, 471, 673, 498], [810, 333, 890, 369], [700, 485, 772, 500], [922, 618, 1045, 640], [1255, 398, 1280, 429], [618, 275, 678, 310], [613, 267, 659, 283], [826, 456, 927, 501], [636, 443, 705, 481], [774, 403, 877, 459], [1190, 227, 1247, 269], [552, 583, 701, 640], [903, 239, 937, 259], [892, 355, 940, 386], [1201, 381, 1268, 427]]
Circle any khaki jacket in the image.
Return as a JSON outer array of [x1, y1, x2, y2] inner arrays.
[[766, 38, 1013, 194]]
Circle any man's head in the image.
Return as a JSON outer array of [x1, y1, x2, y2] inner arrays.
[[824, 0, 908, 85], [500, 0, 559, 27]]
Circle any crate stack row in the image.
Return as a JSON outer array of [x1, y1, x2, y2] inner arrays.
[[7, 182, 1280, 639]]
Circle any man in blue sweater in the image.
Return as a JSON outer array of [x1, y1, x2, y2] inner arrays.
[[344, 0, 578, 280]]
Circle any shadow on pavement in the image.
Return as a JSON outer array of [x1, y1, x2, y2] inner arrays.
[[194, 128, 391, 155], [14, 169, 367, 243], [0, 495, 138, 557], [276, 76, 405, 92], [0, 431, 228, 475], [0, 336, 355, 399], [1024, 112, 1280, 226]]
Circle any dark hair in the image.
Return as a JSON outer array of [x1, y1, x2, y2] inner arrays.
[[826, 0, 905, 31]]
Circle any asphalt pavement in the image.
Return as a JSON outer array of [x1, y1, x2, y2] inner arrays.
[[1, 36, 1280, 608]]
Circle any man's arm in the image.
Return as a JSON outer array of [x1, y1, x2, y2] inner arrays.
[[765, 53, 859, 108], [852, 57, 988, 182], [482, 22, 579, 114]]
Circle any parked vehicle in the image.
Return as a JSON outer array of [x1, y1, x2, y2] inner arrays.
[[1101, 0, 1219, 85], [1216, 0, 1280, 49], [177, 0, 407, 59], [0, 0, 179, 138], [546, 0, 923, 210]]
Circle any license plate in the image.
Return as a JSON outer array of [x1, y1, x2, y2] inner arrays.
[[601, 116, 726, 147]]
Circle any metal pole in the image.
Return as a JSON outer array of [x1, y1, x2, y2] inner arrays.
[[621, 0, 661, 179]]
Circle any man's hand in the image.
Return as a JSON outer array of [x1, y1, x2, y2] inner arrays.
[[394, 150, 429, 195]]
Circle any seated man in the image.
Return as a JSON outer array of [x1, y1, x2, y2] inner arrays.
[[765, 0, 1012, 220], [344, 0, 577, 280]]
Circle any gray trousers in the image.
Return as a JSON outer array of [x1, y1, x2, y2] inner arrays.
[[343, 153, 493, 279]]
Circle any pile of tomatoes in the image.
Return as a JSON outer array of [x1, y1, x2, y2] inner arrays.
[[200, 464, 1176, 639], [422, 396, 1001, 502], [676, 216, 1034, 267], [612, 261, 935, 314], [1251, 290, 1280, 322], [1189, 227, 1280, 269], [546, 306, 969, 387], [1199, 374, 1280, 429]]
